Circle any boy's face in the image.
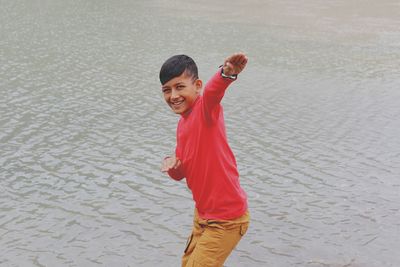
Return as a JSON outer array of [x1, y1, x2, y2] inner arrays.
[[161, 72, 202, 115]]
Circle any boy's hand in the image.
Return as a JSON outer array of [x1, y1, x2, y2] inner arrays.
[[161, 156, 181, 173], [222, 52, 248, 76]]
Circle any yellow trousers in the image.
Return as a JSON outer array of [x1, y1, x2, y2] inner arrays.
[[182, 209, 250, 267]]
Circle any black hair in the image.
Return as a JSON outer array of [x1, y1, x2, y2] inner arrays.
[[159, 55, 198, 85]]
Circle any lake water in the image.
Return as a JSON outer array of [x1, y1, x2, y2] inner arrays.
[[1, 1, 399, 266]]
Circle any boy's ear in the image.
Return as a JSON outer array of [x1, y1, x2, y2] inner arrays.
[[195, 79, 202, 93]]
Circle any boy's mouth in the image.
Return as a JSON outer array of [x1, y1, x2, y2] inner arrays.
[[171, 100, 184, 108]]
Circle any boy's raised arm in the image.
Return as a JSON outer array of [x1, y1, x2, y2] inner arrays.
[[202, 52, 248, 120]]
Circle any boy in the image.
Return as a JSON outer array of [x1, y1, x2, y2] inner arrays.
[[160, 53, 249, 267]]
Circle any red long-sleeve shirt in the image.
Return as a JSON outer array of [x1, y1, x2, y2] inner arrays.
[[168, 70, 248, 220]]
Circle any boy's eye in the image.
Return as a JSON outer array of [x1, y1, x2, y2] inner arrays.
[[177, 85, 185, 90], [162, 88, 171, 94]]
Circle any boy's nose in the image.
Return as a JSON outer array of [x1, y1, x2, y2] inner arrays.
[[171, 90, 179, 99]]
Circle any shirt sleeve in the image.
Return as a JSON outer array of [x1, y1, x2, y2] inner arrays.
[[202, 69, 235, 123], [167, 132, 185, 181], [167, 167, 185, 181]]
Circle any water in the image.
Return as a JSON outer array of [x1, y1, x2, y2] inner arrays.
[[1, 0, 399, 266]]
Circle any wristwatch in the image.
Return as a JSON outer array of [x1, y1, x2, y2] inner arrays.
[[220, 67, 237, 80]]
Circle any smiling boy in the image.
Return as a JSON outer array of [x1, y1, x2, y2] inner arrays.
[[160, 53, 249, 267]]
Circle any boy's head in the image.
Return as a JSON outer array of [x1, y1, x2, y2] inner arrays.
[[160, 55, 202, 115], [159, 55, 198, 85]]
